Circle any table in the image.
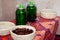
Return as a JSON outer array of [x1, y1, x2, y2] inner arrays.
[[10, 16, 59, 40]]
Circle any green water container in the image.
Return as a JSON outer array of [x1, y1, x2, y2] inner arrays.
[[16, 4, 27, 25], [26, 1, 37, 22]]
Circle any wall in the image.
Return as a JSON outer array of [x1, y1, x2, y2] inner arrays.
[[0, 0, 2, 20], [47, 0, 60, 16], [2, 0, 27, 21], [2, 0, 17, 21], [1, 0, 50, 21], [1, 0, 60, 18]]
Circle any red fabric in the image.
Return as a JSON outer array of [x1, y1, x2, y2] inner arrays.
[[1, 16, 59, 40], [28, 16, 59, 40], [0, 34, 13, 40]]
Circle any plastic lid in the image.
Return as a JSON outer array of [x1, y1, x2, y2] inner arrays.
[[29, 0, 34, 6], [18, 4, 24, 9]]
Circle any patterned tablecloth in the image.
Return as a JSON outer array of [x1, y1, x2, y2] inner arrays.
[[10, 16, 59, 40], [1, 16, 58, 40], [28, 16, 59, 40]]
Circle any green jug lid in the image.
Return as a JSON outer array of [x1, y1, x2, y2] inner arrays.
[[29, 0, 34, 6], [18, 4, 24, 9]]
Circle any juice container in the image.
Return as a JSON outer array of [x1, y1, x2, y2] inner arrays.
[[16, 4, 27, 25], [26, 1, 37, 22]]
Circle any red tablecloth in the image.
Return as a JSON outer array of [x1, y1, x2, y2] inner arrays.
[[10, 16, 59, 40]]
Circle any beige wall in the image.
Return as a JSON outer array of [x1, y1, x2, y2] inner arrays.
[[2, 0, 17, 21], [2, 0, 27, 21], [1, 0, 50, 21], [0, 0, 2, 20], [1, 0, 60, 20]]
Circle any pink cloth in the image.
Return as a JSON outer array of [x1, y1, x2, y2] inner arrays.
[[10, 16, 59, 40]]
